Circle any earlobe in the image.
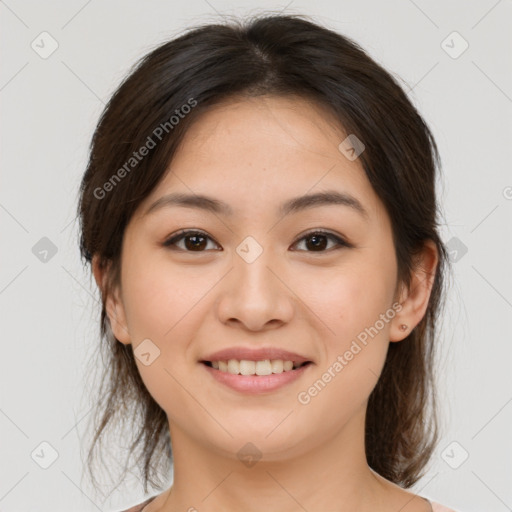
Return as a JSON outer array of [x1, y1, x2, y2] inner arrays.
[[92, 255, 131, 345], [390, 240, 439, 342]]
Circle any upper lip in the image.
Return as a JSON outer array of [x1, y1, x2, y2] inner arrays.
[[201, 347, 312, 364]]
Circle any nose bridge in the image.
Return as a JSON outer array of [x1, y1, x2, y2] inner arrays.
[[233, 237, 281, 302], [235, 248, 275, 294], [215, 236, 294, 329]]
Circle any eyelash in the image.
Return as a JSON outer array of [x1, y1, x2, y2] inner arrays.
[[162, 229, 351, 253]]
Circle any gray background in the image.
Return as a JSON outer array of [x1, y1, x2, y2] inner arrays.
[[1, 1, 511, 511]]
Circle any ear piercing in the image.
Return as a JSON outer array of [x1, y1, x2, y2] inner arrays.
[[399, 324, 408, 331]]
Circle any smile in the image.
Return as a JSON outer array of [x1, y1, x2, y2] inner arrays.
[[203, 359, 311, 375], [201, 360, 313, 394]]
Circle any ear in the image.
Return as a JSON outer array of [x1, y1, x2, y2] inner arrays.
[[92, 254, 131, 345], [390, 239, 439, 342]]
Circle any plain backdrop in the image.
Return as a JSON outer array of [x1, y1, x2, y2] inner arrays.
[[1, 1, 511, 511]]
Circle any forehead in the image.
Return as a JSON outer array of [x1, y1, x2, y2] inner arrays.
[[138, 95, 384, 222]]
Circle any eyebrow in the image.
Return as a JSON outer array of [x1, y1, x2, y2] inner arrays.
[[144, 190, 369, 220]]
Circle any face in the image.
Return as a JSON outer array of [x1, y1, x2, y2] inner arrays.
[[96, 95, 433, 463]]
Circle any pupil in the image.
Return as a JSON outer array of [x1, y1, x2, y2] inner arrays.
[[186, 235, 206, 251], [307, 234, 327, 251]]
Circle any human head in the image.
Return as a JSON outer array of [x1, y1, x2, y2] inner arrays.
[[78, 13, 448, 493]]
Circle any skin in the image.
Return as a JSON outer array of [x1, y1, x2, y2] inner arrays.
[[93, 95, 438, 512]]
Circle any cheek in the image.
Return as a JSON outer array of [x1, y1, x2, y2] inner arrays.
[[298, 257, 396, 344], [121, 249, 209, 339], [294, 271, 394, 425], [119, 251, 213, 412]]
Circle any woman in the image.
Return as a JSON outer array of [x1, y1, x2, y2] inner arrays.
[[78, 13, 458, 512]]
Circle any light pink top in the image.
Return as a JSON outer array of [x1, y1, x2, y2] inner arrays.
[[122, 496, 459, 511], [431, 502, 458, 512]]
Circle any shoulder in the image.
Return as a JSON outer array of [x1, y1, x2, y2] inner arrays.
[[431, 501, 459, 512], [117, 495, 156, 512]]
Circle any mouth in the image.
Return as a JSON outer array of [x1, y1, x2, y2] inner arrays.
[[200, 359, 313, 376], [200, 358, 314, 394]]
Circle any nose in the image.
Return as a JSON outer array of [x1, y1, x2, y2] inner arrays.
[[215, 246, 295, 332]]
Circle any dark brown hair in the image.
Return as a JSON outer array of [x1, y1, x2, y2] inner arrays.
[[77, 13, 449, 495]]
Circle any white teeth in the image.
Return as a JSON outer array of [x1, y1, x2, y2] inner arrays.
[[270, 360, 283, 373], [238, 360, 254, 375], [255, 360, 272, 376], [227, 359, 240, 374], [209, 359, 305, 375], [283, 360, 293, 371]]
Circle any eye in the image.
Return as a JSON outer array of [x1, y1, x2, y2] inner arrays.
[[162, 229, 351, 253], [291, 230, 351, 252], [162, 230, 221, 252]]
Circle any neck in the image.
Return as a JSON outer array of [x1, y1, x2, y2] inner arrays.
[[157, 408, 389, 512]]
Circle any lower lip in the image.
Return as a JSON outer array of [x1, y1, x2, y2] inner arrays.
[[201, 362, 312, 394]]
